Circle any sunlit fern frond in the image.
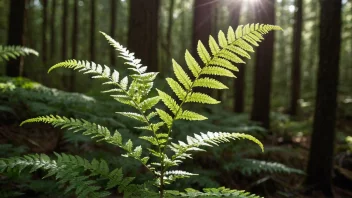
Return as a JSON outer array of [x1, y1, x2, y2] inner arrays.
[[48, 33, 162, 136], [158, 24, 282, 122], [20, 115, 149, 166], [0, 45, 38, 62], [168, 132, 264, 167]]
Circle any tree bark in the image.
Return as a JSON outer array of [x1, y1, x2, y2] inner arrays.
[[305, 0, 342, 196], [90, 0, 96, 62], [69, 0, 79, 92], [50, 0, 56, 59], [110, 0, 118, 66], [165, 0, 175, 66], [62, 0, 68, 61], [192, 0, 214, 97], [192, 0, 213, 56], [6, 0, 26, 77], [42, 0, 47, 66], [250, 0, 275, 129], [128, 0, 159, 72], [228, 0, 244, 113], [289, 0, 303, 116]]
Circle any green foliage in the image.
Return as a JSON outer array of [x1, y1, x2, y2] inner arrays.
[[224, 159, 305, 175], [346, 136, 352, 153], [0, 45, 38, 62], [166, 187, 262, 197], [1, 24, 282, 197]]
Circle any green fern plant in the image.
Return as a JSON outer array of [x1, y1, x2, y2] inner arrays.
[[0, 24, 282, 197], [0, 45, 38, 62]]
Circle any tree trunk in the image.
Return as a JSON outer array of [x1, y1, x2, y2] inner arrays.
[[50, 0, 56, 59], [250, 0, 275, 129], [6, 0, 26, 77], [62, 0, 68, 61], [289, 0, 303, 116], [305, 0, 342, 196], [192, 0, 213, 56], [69, 0, 79, 92], [165, 0, 175, 66], [192, 0, 214, 97], [42, 0, 47, 66], [110, 0, 118, 66], [128, 0, 159, 72], [90, 0, 96, 62], [228, 0, 244, 113]]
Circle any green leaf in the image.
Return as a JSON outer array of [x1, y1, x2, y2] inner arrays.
[[201, 66, 235, 77], [186, 93, 220, 104], [211, 57, 239, 71], [140, 96, 160, 112], [172, 59, 192, 90], [140, 136, 159, 146], [218, 50, 245, 64], [193, 77, 228, 89], [156, 108, 173, 127], [166, 78, 187, 100], [177, 110, 207, 121], [209, 36, 220, 55], [185, 50, 201, 78], [227, 26, 236, 43], [197, 41, 211, 64], [157, 89, 180, 114], [116, 112, 146, 123], [218, 30, 228, 48]]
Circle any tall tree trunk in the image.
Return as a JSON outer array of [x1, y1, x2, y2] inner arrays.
[[165, 0, 175, 65], [110, 0, 118, 66], [251, 0, 275, 129], [192, 0, 214, 97], [192, 0, 213, 56], [90, 0, 96, 62], [228, 0, 244, 113], [289, 0, 303, 116], [6, 0, 26, 77], [61, 0, 68, 89], [69, 0, 79, 92], [305, 0, 342, 196], [62, 0, 68, 61], [42, 0, 47, 66], [128, 0, 159, 72], [50, 0, 56, 59]]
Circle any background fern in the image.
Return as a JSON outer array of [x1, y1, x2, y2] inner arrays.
[[0, 45, 38, 62]]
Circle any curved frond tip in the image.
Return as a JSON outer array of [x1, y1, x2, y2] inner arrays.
[[0, 45, 38, 62]]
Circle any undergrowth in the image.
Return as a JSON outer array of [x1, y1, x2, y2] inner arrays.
[[0, 24, 285, 197]]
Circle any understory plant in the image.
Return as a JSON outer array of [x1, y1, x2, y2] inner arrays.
[[0, 24, 282, 197], [0, 45, 38, 62]]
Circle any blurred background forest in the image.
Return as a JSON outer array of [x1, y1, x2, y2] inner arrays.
[[0, 0, 351, 197]]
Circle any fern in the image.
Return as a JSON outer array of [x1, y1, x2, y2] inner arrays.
[[2, 24, 282, 197], [166, 187, 262, 198], [0, 45, 38, 62], [224, 159, 305, 175]]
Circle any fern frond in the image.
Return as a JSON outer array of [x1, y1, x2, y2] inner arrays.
[[157, 23, 281, 143], [171, 187, 262, 198], [20, 115, 149, 165], [155, 170, 198, 185], [169, 132, 263, 166], [193, 77, 228, 89], [225, 159, 305, 175], [0, 154, 109, 197], [0, 45, 38, 62]]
